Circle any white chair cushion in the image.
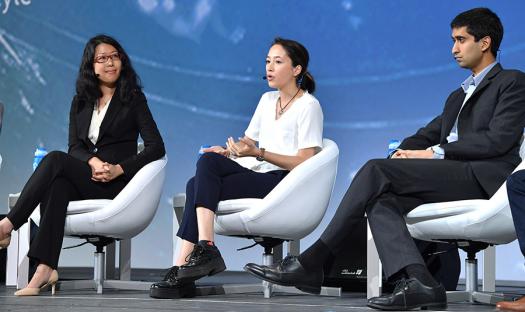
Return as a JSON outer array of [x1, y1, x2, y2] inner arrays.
[[217, 198, 261, 215], [66, 199, 112, 215], [214, 139, 339, 240], [406, 199, 487, 222]]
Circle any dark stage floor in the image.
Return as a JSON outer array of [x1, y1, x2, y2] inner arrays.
[[0, 268, 520, 312]]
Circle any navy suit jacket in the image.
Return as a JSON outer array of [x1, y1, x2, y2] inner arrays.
[[399, 64, 525, 196], [68, 89, 165, 181]]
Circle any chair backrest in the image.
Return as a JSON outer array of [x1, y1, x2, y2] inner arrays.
[[64, 156, 167, 239], [406, 135, 525, 244], [215, 139, 339, 240]]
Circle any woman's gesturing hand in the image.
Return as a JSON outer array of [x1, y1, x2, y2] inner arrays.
[[226, 137, 258, 157], [201, 146, 230, 157]]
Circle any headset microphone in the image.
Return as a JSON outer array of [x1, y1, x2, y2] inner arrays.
[[95, 73, 100, 77], [262, 76, 267, 80]]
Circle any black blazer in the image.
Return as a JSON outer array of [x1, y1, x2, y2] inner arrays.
[[399, 64, 525, 196], [68, 89, 165, 181]]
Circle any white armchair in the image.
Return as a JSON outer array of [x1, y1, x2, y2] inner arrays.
[[366, 137, 525, 304], [173, 139, 340, 298], [7, 156, 167, 293], [404, 141, 525, 305]]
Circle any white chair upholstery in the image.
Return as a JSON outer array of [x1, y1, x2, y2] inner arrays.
[[10, 156, 167, 293], [367, 137, 525, 302], [403, 140, 525, 304], [28, 156, 167, 240], [63, 156, 167, 239], [172, 139, 340, 298], [214, 138, 339, 241], [405, 138, 525, 244]]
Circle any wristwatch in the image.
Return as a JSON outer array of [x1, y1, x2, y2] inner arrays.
[[256, 148, 266, 161]]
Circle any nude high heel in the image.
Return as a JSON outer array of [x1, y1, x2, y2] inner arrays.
[[14, 270, 59, 296]]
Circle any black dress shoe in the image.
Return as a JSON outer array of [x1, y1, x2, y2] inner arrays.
[[177, 241, 226, 281], [244, 256, 323, 294], [367, 278, 447, 310], [150, 266, 196, 299]]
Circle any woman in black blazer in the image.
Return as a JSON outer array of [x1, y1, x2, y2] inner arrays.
[[0, 34, 165, 296]]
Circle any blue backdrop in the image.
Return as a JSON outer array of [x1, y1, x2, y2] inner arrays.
[[1, 0, 525, 281]]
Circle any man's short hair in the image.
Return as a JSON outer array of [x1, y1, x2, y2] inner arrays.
[[451, 7, 503, 58]]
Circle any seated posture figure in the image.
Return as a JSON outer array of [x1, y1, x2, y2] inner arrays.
[[150, 38, 323, 299], [0, 34, 165, 296], [245, 7, 525, 311], [497, 173, 525, 311]]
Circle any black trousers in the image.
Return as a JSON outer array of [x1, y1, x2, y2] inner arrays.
[[320, 158, 487, 279], [7, 151, 126, 269], [507, 170, 525, 257], [177, 152, 288, 244]]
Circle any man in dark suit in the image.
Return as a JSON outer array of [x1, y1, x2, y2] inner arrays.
[[245, 7, 525, 310]]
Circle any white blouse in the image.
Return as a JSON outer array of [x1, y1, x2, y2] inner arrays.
[[88, 99, 111, 145], [242, 91, 324, 172]]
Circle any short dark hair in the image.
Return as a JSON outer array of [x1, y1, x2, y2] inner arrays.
[[272, 37, 315, 94], [451, 7, 503, 57], [76, 34, 142, 104]]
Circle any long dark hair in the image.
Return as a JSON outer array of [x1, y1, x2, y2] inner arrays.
[[75, 34, 142, 104], [272, 37, 315, 94]]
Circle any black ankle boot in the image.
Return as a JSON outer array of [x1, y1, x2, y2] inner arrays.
[[177, 241, 226, 281], [150, 266, 196, 299]]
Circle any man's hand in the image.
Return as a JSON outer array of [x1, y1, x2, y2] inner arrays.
[[391, 149, 434, 159]]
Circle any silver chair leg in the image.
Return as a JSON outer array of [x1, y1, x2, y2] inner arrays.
[[465, 258, 478, 298], [106, 242, 116, 280], [288, 240, 300, 256], [262, 253, 273, 298], [483, 246, 496, 292], [446, 254, 508, 305], [94, 251, 105, 294], [119, 239, 132, 280]]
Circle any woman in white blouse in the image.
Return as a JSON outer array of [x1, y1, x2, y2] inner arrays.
[[0, 34, 165, 296], [150, 38, 323, 299]]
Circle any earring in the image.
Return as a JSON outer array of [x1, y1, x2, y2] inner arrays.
[[297, 75, 304, 86]]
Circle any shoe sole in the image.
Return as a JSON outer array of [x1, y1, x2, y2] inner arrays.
[[367, 302, 447, 310], [177, 257, 226, 281], [149, 285, 196, 299], [243, 265, 321, 295]]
